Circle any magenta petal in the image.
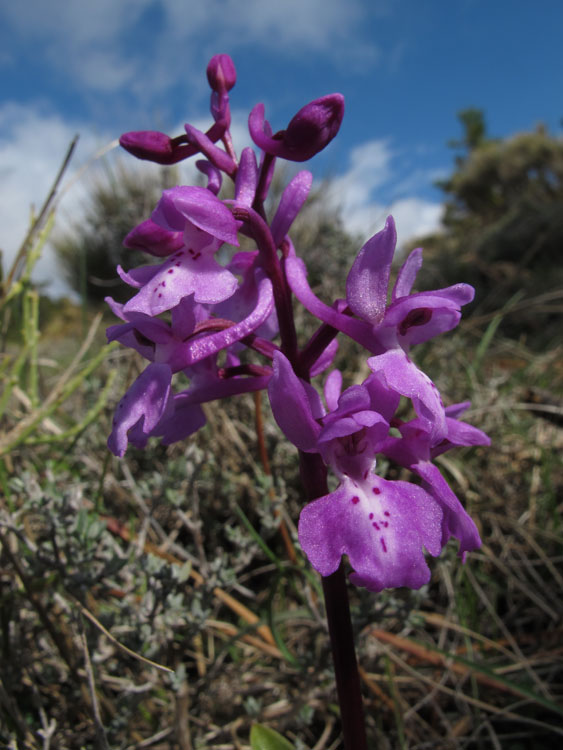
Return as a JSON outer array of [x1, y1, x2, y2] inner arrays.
[[176, 274, 274, 368], [392, 247, 423, 301], [234, 147, 258, 207], [107, 364, 172, 457], [324, 370, 343, 412], [175, 374, 271, 408], [124, 219, 184, 257], [414, 462, 481, 557], [156, 400, 207, 445], [184, 123, 237, 176], [368, 349, 447, 442], [105, 296, 125, 320], [346, 216, 397, 325], [117, 264, 159, 289], [271, 170, 313, 246], [268, 351, 321, 452], [445, 417, 490, 447], [123, 247, 238, 315], [309, 338, 339, 377], [120, 130, 195, 165], [286, 256, 379, 352], [152, 186, 239, 246], [196, 160, 223, 195], [298, 475, 443, 592], [248, 103, 283, 157]]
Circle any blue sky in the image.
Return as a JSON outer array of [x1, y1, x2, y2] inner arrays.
[[1, 0, 561, 295]]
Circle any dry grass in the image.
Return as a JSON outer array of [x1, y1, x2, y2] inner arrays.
[[1, 304, 562, 749]]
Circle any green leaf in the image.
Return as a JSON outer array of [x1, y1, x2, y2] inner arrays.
[[250, 723, 295, 750]]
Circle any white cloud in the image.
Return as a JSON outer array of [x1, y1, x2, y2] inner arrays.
[[0, 0, 379, 99], [325, 138, 443, 248]]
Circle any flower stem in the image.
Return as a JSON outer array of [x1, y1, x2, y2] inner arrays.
[[322, 565, 369, 750], [299, 451, 368, 749]]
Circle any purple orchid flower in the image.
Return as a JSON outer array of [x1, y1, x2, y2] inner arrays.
[[286, 216, 474, 440], [111, 53, 488, 607], [107, 262, 275, 374], [268, 351, 455, 592], [120, 187, 240, 315]]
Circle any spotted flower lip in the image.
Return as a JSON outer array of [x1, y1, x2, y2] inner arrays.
[[298, 474, 443, 593], [248, 94, 344, 162], [268, 351, 449, 592]]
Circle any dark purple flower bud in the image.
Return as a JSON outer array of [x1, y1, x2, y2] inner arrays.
[[206, 54, 237, 93], [249, 94, 345, 162], [119, 131, 195, 165]]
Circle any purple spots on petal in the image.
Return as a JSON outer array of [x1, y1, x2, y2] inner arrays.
[[372, 522, 380, 530], [382, 521, 389, 528], [380, 537, 387, 553], [351, 496, 360, 505], [175, 262, 181, 267], [363, 469, 369, 480], [372, 487, 381, 495], [158, 293, 163, 298], [193, 252, 201, 260], [384, 511, 390, 517], [369, 513, 374, 520], [168, 269, 174, 274]]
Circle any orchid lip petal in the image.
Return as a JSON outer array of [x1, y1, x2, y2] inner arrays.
[[123, 248, 238, 316], [298, 474, 443, 592]]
